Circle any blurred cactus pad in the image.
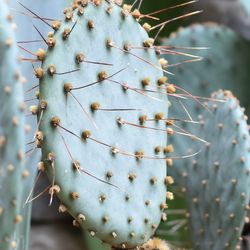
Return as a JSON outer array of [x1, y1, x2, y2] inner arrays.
[[155, 21, 250, 250], [162, 23, 250, 117], [161, 90, 250, 250], [0, 0, 27, 249]]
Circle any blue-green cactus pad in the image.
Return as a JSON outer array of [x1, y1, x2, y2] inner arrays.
[[164, 23, 250, 117], [39, 1, 168, 248], [0, 0, 26, 248], [157, 23, 250, 249], [166, 90, 250, 250]]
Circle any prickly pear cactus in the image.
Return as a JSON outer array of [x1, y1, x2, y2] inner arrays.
[[163, 23, 250, 117], [157, 23, 250, 249], [160, 90, 250, 250], [0, 0, 26, 249], [124, 0, 186, 38], [38, 1, 168, 248], [11, 0, 68, 230], [159, 22, 250, 188]]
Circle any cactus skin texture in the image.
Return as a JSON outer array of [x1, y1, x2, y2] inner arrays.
[[163, 23, 250, 117], [38, 1, 168, 248], [0, 0, 26, 249], [163, 90, 250, 250]]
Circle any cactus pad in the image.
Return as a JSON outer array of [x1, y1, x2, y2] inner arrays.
[[164, 90, 250, 249], [0, 0, 26, 248], [38, 1, 168, 248], [164, 23, 250, 116]]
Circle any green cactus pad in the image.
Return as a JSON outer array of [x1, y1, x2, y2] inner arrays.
[[164, 23, 250, 117], [156, 23, 250, 249], [39, 1, 168, 248], [160, 90, 250, 250], [159, 23, 250, 186], [182, 90, 250, 249], [0, 0, 26, 249]]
